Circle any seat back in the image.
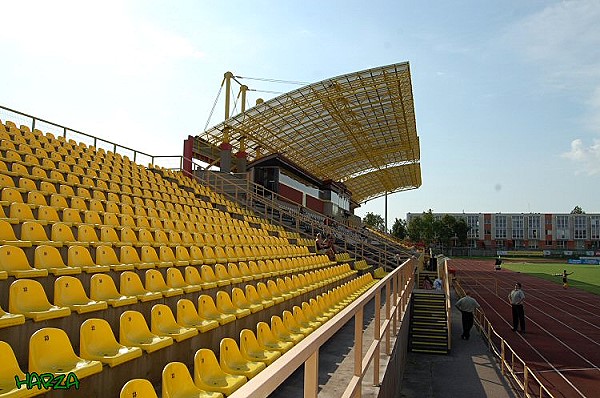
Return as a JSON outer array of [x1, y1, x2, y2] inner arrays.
[[54, 275, 91, 306], [52, 222, 78, 242], [119, 310, 154, 343], [119, 379, 158, 398], [120, 246, 142, 264], [120, 271, 147, 296], [166, 267, 186, 288], [200, 265, 218, 284], [90, 273, 122, 301], [29, 327, 80, 373], [0, 341, 28, 390], [151, 303, 179, 331], [0, 220, 19, 240], [21, 221, 51, 242], [67, 246, 95, 267], [162, 362, 200, 398], [34, 244, 67, 269], [95, 245, 120, 266], [80, 318, 121, 357], [0, 245, 36, 272], [140, 246, 160, 262], [78, 224, 100, 243], [184, 266, 202, 285], [176, 298, 200, 325], [145, 269, 169, 291]]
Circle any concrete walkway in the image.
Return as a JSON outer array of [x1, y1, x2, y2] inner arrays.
[[269, 290, 517, 397], [399, 290, 517, 398]]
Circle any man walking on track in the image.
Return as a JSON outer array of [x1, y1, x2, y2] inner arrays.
[[455, 291, 480, 340], [508, 282, 526, 334]]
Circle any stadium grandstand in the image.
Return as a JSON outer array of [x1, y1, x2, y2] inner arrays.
[[0, 62, 460, 398]]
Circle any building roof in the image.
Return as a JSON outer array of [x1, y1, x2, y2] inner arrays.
[[200, 62, 421, 203]]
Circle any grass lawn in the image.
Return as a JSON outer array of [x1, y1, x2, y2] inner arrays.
[[501, 262, 600, 295]]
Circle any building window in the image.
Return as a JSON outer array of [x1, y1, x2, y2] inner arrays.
[[529, 241, 538, 249], [574, 216, 587, 239], [556, 215, 569, 240], [557, 240, 567, 248], [467, 215, 480, 238], [546, 240, 553, 246], [495, 240, 506, 248], [528, 216, 541, 240], [495, 216, 507, 239], [512, 216, 524, 239], [592, 216, 600, 240]]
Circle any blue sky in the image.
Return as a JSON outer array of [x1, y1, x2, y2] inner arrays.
[[2, 1, 599, 224]]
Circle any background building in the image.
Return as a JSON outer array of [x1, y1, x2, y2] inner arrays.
[[407, 212, 600, 258]]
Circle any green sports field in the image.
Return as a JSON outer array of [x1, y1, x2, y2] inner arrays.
[[501, 262, 600, 295]]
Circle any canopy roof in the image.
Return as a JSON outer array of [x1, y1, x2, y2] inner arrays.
[[201, 62, 421, 203]]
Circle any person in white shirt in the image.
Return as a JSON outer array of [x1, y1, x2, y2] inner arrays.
[[508, 282, 525, 333], [455, 291, 480, 340], [433, 276, 443, 291]]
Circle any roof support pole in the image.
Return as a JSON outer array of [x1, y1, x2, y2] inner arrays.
[[224, 71, 234, 120], [385, 191, 388, 233]]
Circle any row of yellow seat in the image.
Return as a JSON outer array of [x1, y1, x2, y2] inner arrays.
[[119, 274, 377, 398], [0, 241, 314, 280], [1, 273, 373, 396], [1, 262, 356, 326]]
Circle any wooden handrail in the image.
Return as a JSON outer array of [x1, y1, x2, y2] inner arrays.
[[229, 256, 418, 398]]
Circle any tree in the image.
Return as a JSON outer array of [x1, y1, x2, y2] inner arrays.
[[570, 206, 585, 214], [362, 212, 386, 232], [391, 218, 407, 239], [407, 210, 471, 249]]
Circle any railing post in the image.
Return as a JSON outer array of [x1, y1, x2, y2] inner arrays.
[[524, 366, 529, 397], [385, 280, 391, 355], [304, 350, 319, 398], [501, 340, 506, 375], [354, 306, 364, 398], [373, 290, 381, 386]]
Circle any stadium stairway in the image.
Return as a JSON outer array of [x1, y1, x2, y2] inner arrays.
[[408, 289, 448, 354]]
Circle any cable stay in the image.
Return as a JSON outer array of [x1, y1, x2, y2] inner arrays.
[[234, 76, 309, 86]]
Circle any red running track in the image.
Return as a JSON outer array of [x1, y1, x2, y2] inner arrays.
[[450, 258, 600, 398]]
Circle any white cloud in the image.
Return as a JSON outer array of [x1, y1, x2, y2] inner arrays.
[[0, 1, 203, 77], [561, 138, 600, 175]]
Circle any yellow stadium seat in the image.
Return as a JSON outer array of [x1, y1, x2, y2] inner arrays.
[[162, 361, 224, 398], [175, 245, 199, 267], [216, 263, 240, 285], [231, 287, 263, 314], [0, 245, 48, 278], [201, 246, 217, 265], [141, 245, 172, 268], [166, 267, 202, 293], [103, 212, 121, 228], [176, 298, 219, 333], [9, 202, 41, 223], [150, 304, 198, 342], [159, 245, 188, 267], [237, 262, 256, 281], [145, 269, 183, 297], [52, 222, 87, 246], [0, 303, 26, 329], [249, 261, 270, 279], [239, 329, 281, 366], [95, 245, 134, 271], [89, 273, 138, 307], [184, 266, 216, 290], [119, 379, 158, 398], [0, 219, 32, 247], [53, 276, 107, 314], [120, 271, 162, 302], [193, 349, 247, 396], [21, 221, 61, 247], [77, 224, 102, 246], [79, 318, 142, 368], [247, 284, 274, 308], [282, 310, 313, 336], [0, 340, 45, 397], [119, 310, 173, 353], [29, 328, 103, 380], [33, 245, 81, 275], [256, 321, 294, 353], [119, 246, 154, 270], [100, 226, 130, 247], [216, 291, 251, 319], [197, 294, 236, 325], [292, 305, 322, 330], [266, 280, 289, 303], [83, 209, 103, 227], [219, 338, 266, 380], [301, 301, 327, 325], [270, 315, 304, 345], [201, 264, 228, 288], [188, 245, 205, 265]]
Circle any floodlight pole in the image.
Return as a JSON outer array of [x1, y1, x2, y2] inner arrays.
[[385, 191, 388, 233]]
